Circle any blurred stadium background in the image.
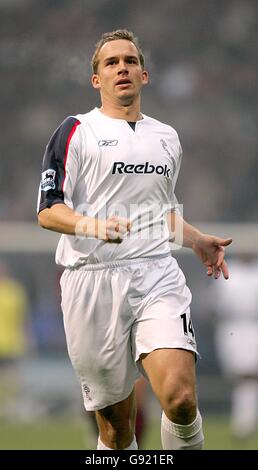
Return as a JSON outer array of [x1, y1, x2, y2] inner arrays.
[[0, 0, 257, 450]]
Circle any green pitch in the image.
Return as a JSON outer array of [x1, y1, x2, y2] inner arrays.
[[0, 416, 257, 450]]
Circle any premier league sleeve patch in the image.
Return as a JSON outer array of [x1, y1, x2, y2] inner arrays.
[[41, 169, 56, 191]]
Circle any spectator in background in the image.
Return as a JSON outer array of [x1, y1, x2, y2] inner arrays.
[[0, 262, 29, 420], [211, 254, 258, 440]]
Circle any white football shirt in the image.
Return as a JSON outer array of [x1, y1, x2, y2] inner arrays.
[[38, 108, 182, 267]]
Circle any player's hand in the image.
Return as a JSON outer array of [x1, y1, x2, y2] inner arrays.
[[104, 215, 132, 243], [192, 234, 232, 280], [76, 215, 132, 241]]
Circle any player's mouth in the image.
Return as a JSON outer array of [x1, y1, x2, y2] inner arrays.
[[115, 78, 132, 87]]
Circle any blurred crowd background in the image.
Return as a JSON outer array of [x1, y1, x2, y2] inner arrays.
[[1, 0, 257, 222], [0, 0, 257, 449]]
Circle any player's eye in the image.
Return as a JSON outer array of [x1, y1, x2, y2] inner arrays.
[[106, 60, 116, 66]]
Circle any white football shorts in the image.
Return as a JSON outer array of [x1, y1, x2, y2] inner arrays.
[[60, 254, 196, 411]]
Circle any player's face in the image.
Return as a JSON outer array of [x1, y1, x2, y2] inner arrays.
[[91, 39, 148, 105]]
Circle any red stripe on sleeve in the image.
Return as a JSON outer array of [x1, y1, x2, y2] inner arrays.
[[62, 120, 81, 191]]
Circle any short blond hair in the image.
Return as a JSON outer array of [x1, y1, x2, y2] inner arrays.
[[91, 29, 145, 73]]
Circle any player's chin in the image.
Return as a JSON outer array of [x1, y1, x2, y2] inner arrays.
[[118, 92, 136, 104], [117, 88, 134, 97]]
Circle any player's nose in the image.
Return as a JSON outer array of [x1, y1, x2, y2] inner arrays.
[[118, 60, 128, 73]]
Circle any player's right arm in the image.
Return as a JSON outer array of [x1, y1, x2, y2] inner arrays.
[[37, 116, 131, 242], [38, 204, 131, 242]]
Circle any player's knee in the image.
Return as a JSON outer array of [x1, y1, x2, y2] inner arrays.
[[163, 388, 197, 424], [96, 406, 135, 448], [105, 420, 134, 445]]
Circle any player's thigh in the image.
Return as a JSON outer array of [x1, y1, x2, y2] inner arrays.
[[140, 348, 196, 405], [131, 257, 197, 365], [60, 267, 138, 411]]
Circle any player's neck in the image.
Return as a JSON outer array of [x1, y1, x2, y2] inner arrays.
[[100, 99, 142, 122]]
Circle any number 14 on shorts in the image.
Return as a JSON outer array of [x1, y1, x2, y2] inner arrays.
[[181, 312, 195, 337]]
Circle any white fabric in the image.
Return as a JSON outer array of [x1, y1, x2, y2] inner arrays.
[[212, 259, 258, 376], [161, 410, 204, 450], [55, 108, 182, 267], [97, 436, 138, 450], [215, 323, 258, 375], [211, 260, 258, 320], [60, 255, 195, 411], [231, 381, 258, 439]]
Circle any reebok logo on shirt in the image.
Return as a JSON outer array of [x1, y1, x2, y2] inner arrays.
[[112, 161, 171, 177], [98, 139, 118, 146]]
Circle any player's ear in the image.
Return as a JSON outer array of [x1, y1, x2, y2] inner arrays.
[[142, 70, 149, 86], [91, 74, 101, 89]]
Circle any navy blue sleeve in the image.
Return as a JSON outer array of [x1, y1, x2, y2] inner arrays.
[[37, 116, 81, 214]]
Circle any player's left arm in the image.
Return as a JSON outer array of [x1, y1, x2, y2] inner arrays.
[[167, 211, 232, 279]]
